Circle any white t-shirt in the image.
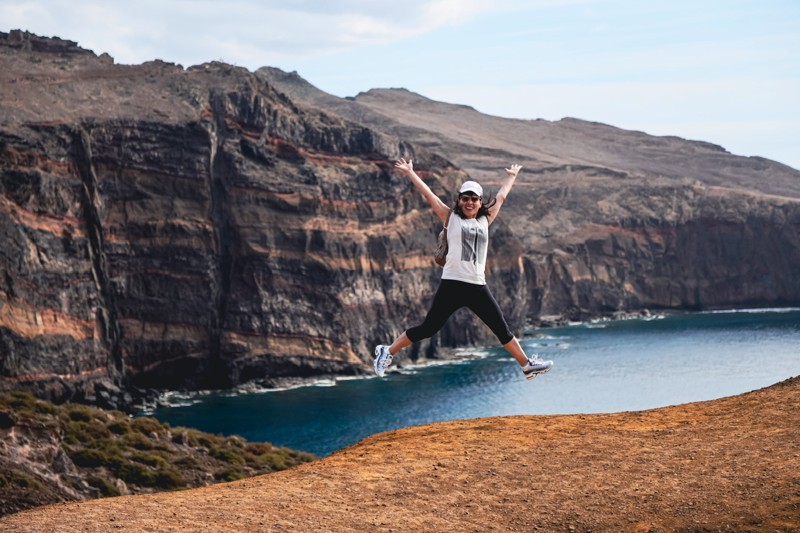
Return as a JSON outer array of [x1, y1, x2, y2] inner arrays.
[[441, 212, 489, 285]]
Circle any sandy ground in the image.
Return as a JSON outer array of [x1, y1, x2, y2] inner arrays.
[[2, 376, 799, 532]]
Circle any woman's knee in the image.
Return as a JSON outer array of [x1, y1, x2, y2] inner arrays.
[[406, 324, 437, 343]]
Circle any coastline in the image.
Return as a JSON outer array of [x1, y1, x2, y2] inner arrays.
[[140, 306, 800, 416]]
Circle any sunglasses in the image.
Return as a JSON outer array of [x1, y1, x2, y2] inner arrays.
[[459, 194, 481, 202]]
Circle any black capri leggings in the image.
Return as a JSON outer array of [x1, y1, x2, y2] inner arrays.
[[406, 279, 514, 345]]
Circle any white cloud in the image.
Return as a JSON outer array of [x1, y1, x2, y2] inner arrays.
[[0, 0, 540, 66]]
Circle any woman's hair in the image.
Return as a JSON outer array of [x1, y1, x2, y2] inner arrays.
[[452, 194, 496, 219]]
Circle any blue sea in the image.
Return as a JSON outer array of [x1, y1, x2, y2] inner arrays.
[[150, 308, 800, 457]]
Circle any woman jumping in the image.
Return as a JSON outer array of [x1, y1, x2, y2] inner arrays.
[[373, 158, 554, 380]]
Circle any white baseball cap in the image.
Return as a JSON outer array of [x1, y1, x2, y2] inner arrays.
[[459, 180, 483, 197]]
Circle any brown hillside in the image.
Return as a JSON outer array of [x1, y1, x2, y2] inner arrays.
[[3, 376, 799, 532]]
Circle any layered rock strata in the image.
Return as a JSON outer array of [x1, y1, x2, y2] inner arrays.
[[0, 31, 470, 404], [260, 69, 800, 323], [2, 32, 799, 405]]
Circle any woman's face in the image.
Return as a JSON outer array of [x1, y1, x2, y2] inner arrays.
[[459, 193, 482, 219]]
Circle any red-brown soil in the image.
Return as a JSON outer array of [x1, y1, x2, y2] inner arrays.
[[2, 377, 799, 532]]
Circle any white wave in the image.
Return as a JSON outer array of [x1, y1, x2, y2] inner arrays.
[[701, 307, 800, 315]]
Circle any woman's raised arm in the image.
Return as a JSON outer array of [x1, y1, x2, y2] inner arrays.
[[487, 164, 522, 225], [394, 158, 450, 224]]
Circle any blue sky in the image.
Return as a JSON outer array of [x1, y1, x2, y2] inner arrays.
[[2, 0, 798, 169]]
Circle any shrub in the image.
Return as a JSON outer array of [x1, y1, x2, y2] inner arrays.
[[33, 403, 57, 416], [69, 448, 108, 468], [131, 417, 164, 436], [87, 476, 121, 497], [261, 454, 287, 471], [116, 462, 155, 486], [65, 405, 94, 422], [196, 434, 221, 449], [107, 419, 131, 435], [154, 469, 183, 489], [121, 431, 155, 451], [1, 391, 36, 411], [214, 468, 246, 482], [2, 471, 45, 491], [209, 446, 245, 465], [131, 451, 167, 468], [245, 442, 273, 455], [63, 419, 111, 445], [172, 456, 200, 468]]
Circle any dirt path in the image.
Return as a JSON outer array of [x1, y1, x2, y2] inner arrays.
[[3, 377, 799, 532]]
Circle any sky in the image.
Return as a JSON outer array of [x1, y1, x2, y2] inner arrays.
[[2, 0, 799, 169]]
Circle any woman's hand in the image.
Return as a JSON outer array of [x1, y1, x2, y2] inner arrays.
[[395, 158, 414, 174], [488, 164, 523, 225], [504, 164, 522, 177]]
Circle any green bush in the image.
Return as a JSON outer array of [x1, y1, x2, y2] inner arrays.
[[131, 417, 164, 436], [154, 469, 183, 489], [32, 399, 58, 417], [69, 448, 108, 468], [1, 391, 36, 411], [172, 455, 200, 468], [65, 405, 94, 422], [214, 468, 246, 482], [87, 476, 121, 497], [121, 431, 155, 451], [64, 418, 111, 443], [116, 462, 156, 486], [173, 428, 226, 449], [1, 470, 45, 491], [131, 451, 167, 468], [245, 442, 273, 455], [209, 446, 245, 465], [261, 454, 287, 471], [107, 419, 131, 435]]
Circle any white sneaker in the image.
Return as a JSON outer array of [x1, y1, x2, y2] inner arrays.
[[522, 356, 553, 380], [373, 345, 393, 377]]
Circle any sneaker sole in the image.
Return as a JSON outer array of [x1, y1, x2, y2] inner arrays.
[[524, 366, 552, 380]]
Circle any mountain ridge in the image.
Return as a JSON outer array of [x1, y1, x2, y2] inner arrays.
[[260, 67, 800, 198]]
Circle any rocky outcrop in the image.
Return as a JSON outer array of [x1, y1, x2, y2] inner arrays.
[[0, 391, 315, 517], [2, 32, 800, 405]]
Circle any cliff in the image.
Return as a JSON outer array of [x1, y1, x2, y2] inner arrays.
[[3, 376, 798, 531], [259, 68, 800, 322], [0, 31, 468, 405], [2, 31, 800, 405]]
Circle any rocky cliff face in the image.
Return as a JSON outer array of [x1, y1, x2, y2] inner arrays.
[[2, 32, 799, 405], [260, 68, 800, 322], [0, 31, 472, 405]]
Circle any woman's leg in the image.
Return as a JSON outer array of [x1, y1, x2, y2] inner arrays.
[[374, 281, 462, 376], [388, 332, 413, 356], [401, 280, 464, 353], [501, 337, 530, 366], [467, 285, 528, 366]]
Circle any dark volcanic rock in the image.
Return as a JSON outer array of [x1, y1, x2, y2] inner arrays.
[[260, 68, 800, 323], [0, 31, 470, 403], [2, 32, 800, 405]]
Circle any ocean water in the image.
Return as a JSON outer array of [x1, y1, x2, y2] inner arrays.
[[150, 309, 800, 457]]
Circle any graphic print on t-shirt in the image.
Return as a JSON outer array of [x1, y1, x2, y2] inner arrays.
[[461, 223, 488, 264]]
